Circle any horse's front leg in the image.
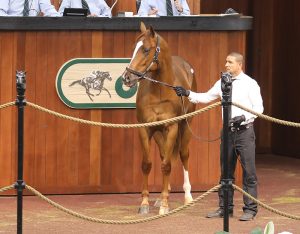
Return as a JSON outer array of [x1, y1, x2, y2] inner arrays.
[[159, 124, 178, 215], [153, 132, 171, 208], [180, 121, 193, 204], [100, 87, 112, 98], [138, 127, 152, 214], [85, 87, 94, 101]]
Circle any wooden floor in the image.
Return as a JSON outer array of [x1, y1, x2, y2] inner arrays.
[[0, 154, 299, 234]]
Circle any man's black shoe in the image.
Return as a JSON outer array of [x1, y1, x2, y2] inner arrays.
[[239, 212, 255, 221], [206, 208, 233, 218]]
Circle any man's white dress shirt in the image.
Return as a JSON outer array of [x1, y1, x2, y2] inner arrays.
[[0, 0, 59, 16], [188, 72, 264, 124], [59, 0, 111, 17], [138, 0, 190, 16]]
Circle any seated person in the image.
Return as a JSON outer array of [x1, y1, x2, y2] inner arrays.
[[59, 0, 112, 17], [138, 0, 190, 16], [0, 0, 59, 16]]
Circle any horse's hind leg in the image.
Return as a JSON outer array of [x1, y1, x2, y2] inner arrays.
[[138, 128, 152, 214], [180, 123, 193, 204]]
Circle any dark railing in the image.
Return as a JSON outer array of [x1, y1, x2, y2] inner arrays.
[[0, 15, 252, 31]]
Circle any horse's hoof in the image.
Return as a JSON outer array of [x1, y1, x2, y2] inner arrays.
[[154, 198, 161, 208], [184, 196, 194, 205], [138, 205, 149, 214], [159, 206, 169, 215]]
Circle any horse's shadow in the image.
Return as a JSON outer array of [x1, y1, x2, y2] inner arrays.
[[69, 70, 112, 102]]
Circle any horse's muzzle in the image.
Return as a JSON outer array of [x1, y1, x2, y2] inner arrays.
[[122, 72, 139, 88]]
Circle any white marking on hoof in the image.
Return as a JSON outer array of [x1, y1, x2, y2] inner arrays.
[[184, 195, 193, 205], [183, 168, 193, 204], [159, 206, 169, 215]]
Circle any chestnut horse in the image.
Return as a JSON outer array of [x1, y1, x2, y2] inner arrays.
[[122, 22, 197, 215]]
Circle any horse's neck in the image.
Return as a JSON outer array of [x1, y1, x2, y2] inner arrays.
[[99, 77, 104, 84], [140, 57, 175, 98], [156, 55, 174, 84]]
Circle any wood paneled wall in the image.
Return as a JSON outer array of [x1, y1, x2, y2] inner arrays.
[[51, 0, 201, 15], [0, 29, 245, 194], [271, 1, 300, 157]]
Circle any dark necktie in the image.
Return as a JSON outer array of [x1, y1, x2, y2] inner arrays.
[[23, 0, 29, 16], [81, 0, 91, 15], [166, 0, 173, 16]]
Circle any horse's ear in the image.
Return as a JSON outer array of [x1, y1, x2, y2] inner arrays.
[[149, 26, 155, 38], [140, 22, 146, 33]]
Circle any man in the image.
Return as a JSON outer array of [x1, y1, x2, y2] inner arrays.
[[0, 0, 59, 16], [138, 0, 190, 16], [174, 52, 264, 221], [58, 0, 111, 17]]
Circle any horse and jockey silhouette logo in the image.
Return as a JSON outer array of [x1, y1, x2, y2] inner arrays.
[[69, 70, 112, 102]]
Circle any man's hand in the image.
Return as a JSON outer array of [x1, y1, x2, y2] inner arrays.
[[148, 7, 158, 16], [174, 86, 190, 97], [229, 115, 246, 126], [174, 0, 183, 13]]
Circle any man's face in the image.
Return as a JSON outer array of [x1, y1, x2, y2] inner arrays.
[[225, 55, 242, 77]]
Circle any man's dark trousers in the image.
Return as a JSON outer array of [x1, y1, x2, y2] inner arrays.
[[218, 125, 258, 215]]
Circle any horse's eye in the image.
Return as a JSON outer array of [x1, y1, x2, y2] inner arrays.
[[143, 47, 150, 55]]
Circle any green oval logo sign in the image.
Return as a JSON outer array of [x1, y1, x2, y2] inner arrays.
[[115, 76, 137, 99], [56, 58, 137, 109]]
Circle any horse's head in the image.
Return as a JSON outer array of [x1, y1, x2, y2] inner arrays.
[[122, 22, 161, 87], [100, 71, 112, 81], [92, 71, 112, 81]]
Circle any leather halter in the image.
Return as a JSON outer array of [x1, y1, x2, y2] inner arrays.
[[126, 35, 161, 79]]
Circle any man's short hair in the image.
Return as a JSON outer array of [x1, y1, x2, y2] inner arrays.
[[228, 52, 244, 64]]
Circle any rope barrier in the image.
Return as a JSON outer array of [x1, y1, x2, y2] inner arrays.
[[26, 101, 220, 128], [0, 102, 15, 109], [25, 184, 220, 224], [232, 102, 300, 127], [0, 184, 14, 193], [233, 184, 300, 220], [1, 101, 300, 129], [0, 183, 299, 223]]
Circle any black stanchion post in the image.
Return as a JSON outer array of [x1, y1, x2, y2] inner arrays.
[[221, 72, 233, 232], [14, 71, 26, 234]]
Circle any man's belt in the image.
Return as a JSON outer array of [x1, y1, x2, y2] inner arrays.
[[230, 122, 253, 132]]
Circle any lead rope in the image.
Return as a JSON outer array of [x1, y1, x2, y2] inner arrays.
[[142, 75, 175, 88], [180, 96, 221, 142]]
